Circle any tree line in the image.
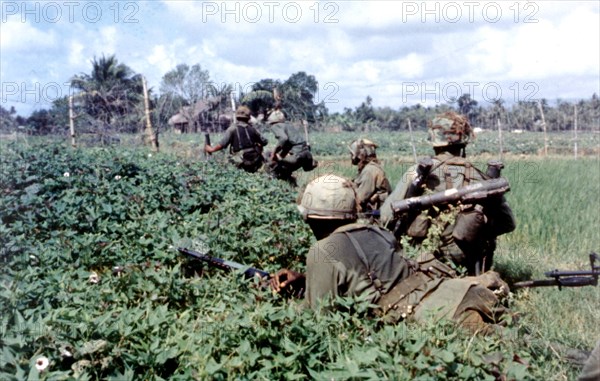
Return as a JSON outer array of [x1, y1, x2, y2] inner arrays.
[[1, 54, 598, 136]]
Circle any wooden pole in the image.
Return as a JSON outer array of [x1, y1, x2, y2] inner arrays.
[[573, 104, 578, 159], [142, 76, 159, 152], [69, 95, 76, 147], [497, 118, 504, 160], [537, 100, 548, 156], [407, 118, 417, 163]]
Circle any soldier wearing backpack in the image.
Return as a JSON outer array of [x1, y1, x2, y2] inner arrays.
[[270, 174, 509, 332], [204, 106, 268, 173], [380, 112, 516, 275], [264, 109, 317, 185]]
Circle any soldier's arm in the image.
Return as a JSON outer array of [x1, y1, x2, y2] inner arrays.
[[204, 143, 223, 153], [380, 165, 417, 225], [354, 166, 377, 206]]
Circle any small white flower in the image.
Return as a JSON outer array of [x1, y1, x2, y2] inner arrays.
[[60, 346, 73, 358], [35, 356, 49, 372], [114, 175, 122, 181], [63, 172, 70, 177], [89, 271, 100, 284], [148, 153, 152, 157]]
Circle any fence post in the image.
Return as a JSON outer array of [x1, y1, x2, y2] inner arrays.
[[69, 95, 76, 147], [142, 76, 159, 152], [537, 100, 548, 156], [573, 104, 578, 159]]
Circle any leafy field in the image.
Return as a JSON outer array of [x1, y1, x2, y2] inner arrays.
[[1, 133, 599, 380]]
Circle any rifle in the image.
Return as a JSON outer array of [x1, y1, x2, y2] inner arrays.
[[514, 252, 599, 290], [204, 133, 212, 159], [177, 247, 269, 279], [391, 178, 511, 217]]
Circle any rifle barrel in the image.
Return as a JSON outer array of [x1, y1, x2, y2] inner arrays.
[[177, 247, 269, 278], [545, 269, 599, 277], [514, 276, 598, 289]]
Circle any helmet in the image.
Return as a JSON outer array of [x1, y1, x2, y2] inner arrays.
[[267, 110, 285, 124], [235, 106, 251, 120], [348, 138, 378, 165], [429, 112, 473, 147], [297, 175, 358, 220]]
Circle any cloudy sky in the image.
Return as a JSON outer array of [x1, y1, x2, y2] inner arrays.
[[1, 0, 599, 116]]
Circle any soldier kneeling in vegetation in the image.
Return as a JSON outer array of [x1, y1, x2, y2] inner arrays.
[[270, 175, 510, 332], [380, 112, 516, 276], [348, 138, 392, 215]]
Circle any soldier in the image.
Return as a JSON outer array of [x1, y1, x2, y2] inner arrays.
[[270, 175, 509, 332], [380, 112, 516, 275], [264, 109, 317, 184], [579, 340, 600, 381], [348, 139, 392, 214], [204, 105, 268, 173]]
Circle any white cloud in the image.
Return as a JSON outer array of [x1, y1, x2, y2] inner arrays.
[[0, 19, 57, 51], [68, 40, 85, 67], [2, 0, 598, 116]]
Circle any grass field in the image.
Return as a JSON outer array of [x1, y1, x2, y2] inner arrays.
[[1, 131, 599, 380]]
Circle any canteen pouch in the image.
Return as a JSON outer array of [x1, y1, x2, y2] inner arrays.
[[407, 212, 431, 238], [452, 205, 487, 243]]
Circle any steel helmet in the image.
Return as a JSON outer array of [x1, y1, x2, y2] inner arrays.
[[429, 112, 473, 147], [348, 138, 378, 165], [297, 175, 358, 220], [267, 110, 285, 125], [235, 106, 251, 120]]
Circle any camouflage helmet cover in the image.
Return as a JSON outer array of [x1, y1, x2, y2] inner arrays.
[[348, 138, 378, 165], [297, 175, 358, 220], [429, 112, 473, 147], [267, 110, 285, 125], [235, 105, 251, 120]]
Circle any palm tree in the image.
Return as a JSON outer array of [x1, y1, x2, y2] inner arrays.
[[71, 54, 143, 132]]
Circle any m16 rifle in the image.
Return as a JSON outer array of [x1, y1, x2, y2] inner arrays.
[[177, 247, 269, 279], [514, 252, 599, 290], [391, 178, 511, 217], [177, 247, 305, 297]]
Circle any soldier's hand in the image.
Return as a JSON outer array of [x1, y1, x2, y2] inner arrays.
[[270, 269, 305, 294], [476, 271, 510, 298]]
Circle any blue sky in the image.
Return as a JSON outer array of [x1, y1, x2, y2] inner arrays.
[[1, 0, 599, 116]]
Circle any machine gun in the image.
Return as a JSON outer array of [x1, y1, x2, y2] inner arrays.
[[514, 252, 599, 290], [391, 178, 511, 217], [177, 247, 269, 279]]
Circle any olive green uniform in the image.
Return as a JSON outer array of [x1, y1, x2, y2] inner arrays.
[[305, 223, 507, 329], [579, 340, 600, 381], [380, 152, 516, 273], [353, 161, 392, 212], [267, 121, 316, 180], [306, 223, 411, 307], [219, 121, 268, 173]]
